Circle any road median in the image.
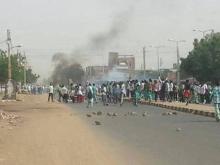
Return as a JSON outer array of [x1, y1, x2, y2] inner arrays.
[[125, 98, 215, 118]]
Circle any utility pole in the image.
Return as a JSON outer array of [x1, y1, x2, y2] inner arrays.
[[3, 30, 21, 100], [143, 47, 146, 79], [193, 29, 214, 38], [23, 52, 27, 87], [156, 47, 159, 75], [7, 29, 11, 80], [155, 45, 164, 77], [4, 29, 16, 100], [168, 39, 185, 86], [176, 42, 180, 86]]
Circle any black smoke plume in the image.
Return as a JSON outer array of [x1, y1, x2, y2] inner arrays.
[[51, 53, 85, 85], [50, 8, 134, 83]]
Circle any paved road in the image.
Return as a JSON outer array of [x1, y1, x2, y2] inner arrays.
[[68, 102, 220, 165]]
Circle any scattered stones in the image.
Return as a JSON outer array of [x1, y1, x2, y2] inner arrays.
[[92, 112, 97, 115], [107, 112, 112, 117], [176, 128, 182, 132], [97, 111, 102, 116], [106, 112, 118, 117], [86, 114, 92, 118], [94, 121, 101, 125], [162, 112, 178, 116], [130, 112, 138, 116], [142, 112, 149, 117], [0, 111, 19, 120], [172, 112, 178, 115]]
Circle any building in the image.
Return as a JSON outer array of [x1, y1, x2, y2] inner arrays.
[[108, 52, 135, 70], [86, 66, 109, 78]]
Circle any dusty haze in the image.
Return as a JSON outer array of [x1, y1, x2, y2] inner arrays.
[[0, 0, 220, 80]]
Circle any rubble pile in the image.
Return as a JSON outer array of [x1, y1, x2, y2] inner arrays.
[[0, 110, 21, 128]]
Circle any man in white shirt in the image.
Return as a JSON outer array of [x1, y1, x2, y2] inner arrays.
[[48, 83, 54, 102], [61, 85, 68, 103], [201, 83, 208, 104], [87, 84, 93, 108]]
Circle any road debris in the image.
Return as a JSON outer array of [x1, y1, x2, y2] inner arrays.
[[97, 111, 102, 116], [86, 114, 92, 117], [176, 128, 182, 132], [128, 112, 138, 116], [142, 112, 149, 117], [94, 121, 101, 125], [0, 111, 19, 120], [162, 112, 178, 116], [0, 110, 21, 129]]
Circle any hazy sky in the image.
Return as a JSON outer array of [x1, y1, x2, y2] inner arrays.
[[0, 0, 220, 79]]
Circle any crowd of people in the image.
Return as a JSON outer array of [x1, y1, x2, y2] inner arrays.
[[47, 77, 220, 122]]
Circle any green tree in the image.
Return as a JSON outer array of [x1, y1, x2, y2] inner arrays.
[[0, 50, 39, 84], [180, 33, 220, 82], [0, 50, 8, 82]]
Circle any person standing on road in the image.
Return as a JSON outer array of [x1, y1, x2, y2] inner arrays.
[[211, 80, 220, 122], [184, 80, 191, 106], [87, 84, 94, 108], [102, 84, 108, 106], [92, 84, 98, 104], [120, 82, 126, 106], [61, 85, 69, 103], [48, 83, 54, 102]]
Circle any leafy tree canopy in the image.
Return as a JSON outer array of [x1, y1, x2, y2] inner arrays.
[[180, 33, 220, 82], [0, 50, 39, 84]]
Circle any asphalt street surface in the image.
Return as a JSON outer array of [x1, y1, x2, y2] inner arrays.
[[68, 101, 220, 165]]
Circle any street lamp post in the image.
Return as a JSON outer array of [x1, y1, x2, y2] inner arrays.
[[4, 29, 22, 100], [193, 29, 214, 38], [143, 47, 146, 79], [168, 39, 185, 86], [155, 45, 165, 76], [143, 45, 152, 79], [22, 52, 27, 87]]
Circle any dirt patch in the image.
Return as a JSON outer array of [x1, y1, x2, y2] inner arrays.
[[0, 94, 122, 165]]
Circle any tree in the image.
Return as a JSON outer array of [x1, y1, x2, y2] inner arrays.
[[180, 33, 220, 82], [0, 50, 8, 82], [0, 50, 39, 84]]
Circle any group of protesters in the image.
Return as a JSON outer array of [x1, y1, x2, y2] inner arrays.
[[97, 78, 213, 106], [47, 77, 220, 122]]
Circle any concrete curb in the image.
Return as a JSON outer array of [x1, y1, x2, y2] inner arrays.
[[125, 98, 215, 118]]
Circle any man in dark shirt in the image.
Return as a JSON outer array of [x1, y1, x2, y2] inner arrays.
[[184, 80, 191, 105]]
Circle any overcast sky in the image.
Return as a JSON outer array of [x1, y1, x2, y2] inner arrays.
[[0, 0, 220, 79]]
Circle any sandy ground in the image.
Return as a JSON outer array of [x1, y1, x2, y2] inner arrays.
[[0, 94, 123, 165]]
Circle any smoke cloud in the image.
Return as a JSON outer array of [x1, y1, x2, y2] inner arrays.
[[50, 7, 134, 83], [70, 7, 134, 66], [51, 53, 85, 85]]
